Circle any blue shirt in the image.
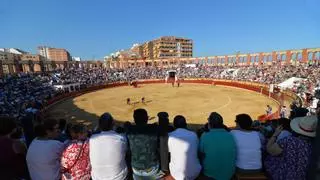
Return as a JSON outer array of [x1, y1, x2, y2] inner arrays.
[[199, 129, 236, 180]]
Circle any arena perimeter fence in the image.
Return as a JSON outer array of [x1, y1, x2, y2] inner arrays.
[[44, 79, 301, 122]]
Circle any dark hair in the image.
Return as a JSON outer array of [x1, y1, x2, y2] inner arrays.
[[43, 118, 59, 131], [158, 112, 169, 127], [158, 112, 170, 135], [289, 108, 309, 120], [99, 113, 114, 131], [278, 118, 291, 131], [235, 114, 253, 130], [34, 118, 59, 137], [34, 124, 46, 137], [157, 112, 169, 119], [58, 119, 67, 131], [0, 116, 17, 136], [65, 123, 73, 139], [173, 115, 187, 129], [133, 109, 148, 125], [70, 123, 87, 134], [208, 112, 224, 128]]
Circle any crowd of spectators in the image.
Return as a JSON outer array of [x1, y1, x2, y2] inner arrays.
[[1, 64, 320, 120], [0, 64, 320, 179], [0, 105, 318, 179]]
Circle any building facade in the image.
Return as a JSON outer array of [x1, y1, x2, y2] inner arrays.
[[106, 47, 320, 69], [106, 36, 193, 62], [137, 36, 193, 59], [38, 46, 71, 61], [1, 47, 320, 76], [152, 36, 193, 59]]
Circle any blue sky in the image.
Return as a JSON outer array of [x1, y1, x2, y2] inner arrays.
[[1, 0, 319, 59]]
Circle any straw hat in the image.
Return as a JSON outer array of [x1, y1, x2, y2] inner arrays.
[[290, 115, 317, 137]]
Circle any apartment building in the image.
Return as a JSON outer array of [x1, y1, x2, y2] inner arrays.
[[152, 36, 193, 59], [38, 46, 71, 61]]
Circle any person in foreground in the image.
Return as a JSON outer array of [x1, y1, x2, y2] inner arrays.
[[199, 112, 236, 180], [168, 115, 201, 180], [126, 108, 162, 179], [60, 123, 91, 180], [0, 116, 29, 179], [264, 115, 317, 180], [26, 118, 64, 180], [231, 114, 262, 172], [89, 112, 128, 180]]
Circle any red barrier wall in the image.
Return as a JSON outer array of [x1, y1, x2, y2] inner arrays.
[[45, 79, 298, 122]]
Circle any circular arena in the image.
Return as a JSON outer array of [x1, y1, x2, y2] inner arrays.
[[48, 80, 280, 128]]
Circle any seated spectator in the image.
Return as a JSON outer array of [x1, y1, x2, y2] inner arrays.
[[276, 118, 292, 142], [57, 119, 69, 142], [61, 123, 91, 180], [26, 118, 64, 180], [126, 108, 162, 179], [231, 114, 262, 172], [168, 115, 201, 180], [90, 113, 128, 180], [264, 115, 317, 180], [0, 116, 29, 179], [157, 111, 173, 173], [199, 112, 236, 180]]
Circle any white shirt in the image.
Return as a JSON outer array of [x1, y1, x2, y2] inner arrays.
[[230, 130, 262, 170], [26, 139, 64, 180], [90, 131, 128, 180], [168, 128, 201, 180]]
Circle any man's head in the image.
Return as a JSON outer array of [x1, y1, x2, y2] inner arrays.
[[173, 115, 187, 129], [208, 112, 224, 129], [34, 118, 60, 139], [235, 114, 253, 130], [157, 112, 169, 126], [70, 123, 87, 140], [99, 112, 114, 131], [133, 108, 148, 125]]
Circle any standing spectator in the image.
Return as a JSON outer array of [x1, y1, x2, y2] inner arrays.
[[0, 116, 29, 179], [266, 105, 272, 115], [231, 114, 262, 172], [265, 115, 317, 180], [26, 118, 64, 180], [90, 113, 128, 180], [61, 123, 91, 180], [280, 106, 287, 118], [168, 115, 201, 180], [126, 108, 162, 179], [199, 112, 236, 180]]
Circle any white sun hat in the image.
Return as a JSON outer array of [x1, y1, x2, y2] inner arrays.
[[290, 115, 318, 137]]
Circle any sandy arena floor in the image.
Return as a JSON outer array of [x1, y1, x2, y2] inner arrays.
[[48, 83, 279, 128]]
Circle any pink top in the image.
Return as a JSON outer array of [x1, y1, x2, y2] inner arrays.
[[61, 139, 91, 180]]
